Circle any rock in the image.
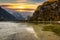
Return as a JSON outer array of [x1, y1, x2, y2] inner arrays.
[[31, 0, 60, 21]]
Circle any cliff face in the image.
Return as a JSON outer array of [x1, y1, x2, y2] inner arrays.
[[31, 1, 60, 21]]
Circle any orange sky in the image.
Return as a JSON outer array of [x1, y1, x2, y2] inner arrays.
[[0, 3, 43, 12], [0, 0, 45, 12]]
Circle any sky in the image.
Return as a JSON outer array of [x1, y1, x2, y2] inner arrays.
[[0, 0, 46, 3], [0, 0, 46, 12]]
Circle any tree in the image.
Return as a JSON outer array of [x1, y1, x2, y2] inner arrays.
[[31, 0, 60, 22]]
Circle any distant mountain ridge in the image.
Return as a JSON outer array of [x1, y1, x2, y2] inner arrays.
[[2, 7, 25, 20], [2, 7, 33, 20], [0, 7, 25, 21]]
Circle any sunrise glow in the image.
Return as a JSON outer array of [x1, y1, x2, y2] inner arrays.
[[6, 4, 38, 9], [18, 6, 25, 9], [1, 3, 39, 12], [0, 0, 44, 12]]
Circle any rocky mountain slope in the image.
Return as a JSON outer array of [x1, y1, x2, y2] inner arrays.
[[31, 0, 60, 21], [0, 7, 25, 21]]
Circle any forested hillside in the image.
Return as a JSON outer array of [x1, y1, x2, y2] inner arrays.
[[31, 0, 60, 21]]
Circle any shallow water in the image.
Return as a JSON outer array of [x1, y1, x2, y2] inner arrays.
[[0, 22, 38, 40], [0, 22, 60, 40]]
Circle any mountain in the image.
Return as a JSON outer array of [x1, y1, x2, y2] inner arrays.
[[0, 7, 17, 21], [2, 7, 32, 20], [18, 12, 33, 19], [31, 0, 60, 21], [0, 7, 25, 21], [2, 7, 25, 20]]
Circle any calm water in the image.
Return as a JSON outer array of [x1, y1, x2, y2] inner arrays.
[[0, 22, 60, 40]]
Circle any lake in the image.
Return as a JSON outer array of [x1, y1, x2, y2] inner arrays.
[[0, 22, 60, 40]]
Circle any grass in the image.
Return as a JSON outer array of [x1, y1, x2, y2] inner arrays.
[[32, 24, 60, 40], [42, 24, 60, 36]]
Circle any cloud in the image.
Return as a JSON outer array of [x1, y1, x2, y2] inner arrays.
[[0, 0, 27, 3], [0, 0, 46, 3], [16, 0, 27, 2], [0, 0, 15, 3], [27, 0, 46, 3]]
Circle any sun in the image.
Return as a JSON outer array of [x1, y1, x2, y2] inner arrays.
[[17, 6, 25, 9]]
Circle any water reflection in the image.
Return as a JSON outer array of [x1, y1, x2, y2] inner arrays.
[[0, 22, 38, 40], [0, 22, 60, 40]]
